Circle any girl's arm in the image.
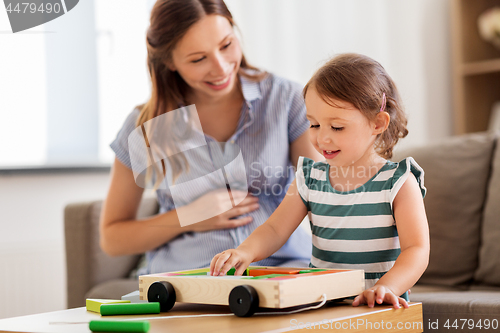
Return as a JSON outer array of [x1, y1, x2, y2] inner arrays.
[[100, 158, 258, 256], [352, 173, 430, 308], [210, 180, 308, 276]]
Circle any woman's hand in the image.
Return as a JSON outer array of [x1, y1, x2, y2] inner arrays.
[[181, 190, 259, 232], [210, 248, 254, 276], [352, 285, 409, 309]]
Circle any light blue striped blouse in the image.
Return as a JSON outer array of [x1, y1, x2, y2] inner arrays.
[[110, 73, 312, 274]]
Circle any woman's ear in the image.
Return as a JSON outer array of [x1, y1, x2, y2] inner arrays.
[[165, 59, 176, 72], [373, 111, 390, 135], [167, 63, 176, 72]]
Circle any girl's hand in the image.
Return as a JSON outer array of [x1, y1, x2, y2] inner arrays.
[[352, 285, 409, 309], [180, 190, 259, 232], [209, 249, 254, 276]]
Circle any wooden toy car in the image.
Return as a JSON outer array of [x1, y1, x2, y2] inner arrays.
[[139, 266, 364, 317]]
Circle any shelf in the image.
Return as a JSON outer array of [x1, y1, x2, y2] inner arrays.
[[452, 0, 500, 134], [462, 58, 500, 76], [459, 0, 500, 63]]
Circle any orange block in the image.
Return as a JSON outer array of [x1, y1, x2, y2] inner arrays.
[[248, 268, 301, 276]]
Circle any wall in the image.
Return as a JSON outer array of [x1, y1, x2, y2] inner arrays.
[[0, 171, 111, 318], [225, 0, 453, 147]]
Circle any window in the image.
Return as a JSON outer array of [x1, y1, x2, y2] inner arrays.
[[0, 10, 47, 167], [0, 0, 152, 168]]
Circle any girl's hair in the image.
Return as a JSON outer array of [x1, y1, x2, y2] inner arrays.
[[136, 0, 266, 186], [303, 53, 408, 159]]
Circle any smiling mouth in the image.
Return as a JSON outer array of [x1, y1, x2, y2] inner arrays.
[[206, 72, 232, 86], [322, 150, 340, 159]]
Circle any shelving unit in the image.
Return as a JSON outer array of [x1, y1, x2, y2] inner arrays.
[[451, 0, 500, 134]]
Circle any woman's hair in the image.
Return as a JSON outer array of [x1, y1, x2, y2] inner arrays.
[[303, 53, 408, 159], [136, 0, 266, 186], [138, 0, 264, 124]]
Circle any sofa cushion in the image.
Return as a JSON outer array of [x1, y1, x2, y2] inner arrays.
[[475, 131, 500, 286], [393, 133, 495, 287], [469, 284, 500, 292], [88, 196, 158, 287], [411, 291, 500, 333], [88, 201, 140, 287], [86, 279, 139, 300], [411, 284, 467, 294]]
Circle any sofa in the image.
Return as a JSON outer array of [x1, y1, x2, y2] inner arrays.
[[64, 196, 157, 309], [64, 131, 500, 332], [392, 131, 500, 332]]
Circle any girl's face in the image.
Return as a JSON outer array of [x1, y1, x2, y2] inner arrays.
[[305, 88, 384, 168], [169, 15, 242, 101]]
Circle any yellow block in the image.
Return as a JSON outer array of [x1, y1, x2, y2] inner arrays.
[[175, 268, 210, 274], [86, 299, 131, 313]]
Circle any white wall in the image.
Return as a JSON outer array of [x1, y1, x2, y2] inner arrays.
[[0, 171, 111, 318], [226, 0, 453, 147]]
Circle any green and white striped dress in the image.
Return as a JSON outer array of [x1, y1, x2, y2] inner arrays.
[[296, 156, 426, 298]]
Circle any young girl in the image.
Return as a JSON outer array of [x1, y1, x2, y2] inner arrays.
[[210, 53, 430, 309]]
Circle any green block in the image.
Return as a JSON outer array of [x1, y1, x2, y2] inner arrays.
[[298, 269, 328, 274], [100, 302, 160, 316], [89, 320, 150, 333], [226, 267, 248, 276]]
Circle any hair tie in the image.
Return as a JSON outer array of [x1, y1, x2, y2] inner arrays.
[[380, 93, 386, 113]]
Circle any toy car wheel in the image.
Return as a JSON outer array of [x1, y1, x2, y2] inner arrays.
[[229, 285, 259, 317], [147, 281, 176, 312]]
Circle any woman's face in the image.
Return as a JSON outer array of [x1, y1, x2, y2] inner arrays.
[[169, 15, 243, 101]]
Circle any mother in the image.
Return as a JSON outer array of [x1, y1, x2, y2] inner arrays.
[[100, 0, 321, 275]]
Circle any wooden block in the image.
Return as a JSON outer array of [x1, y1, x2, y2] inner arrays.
[[86, 299, 130, 313]]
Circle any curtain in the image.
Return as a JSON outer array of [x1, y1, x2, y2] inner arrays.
[[225, 0, 452, 146]]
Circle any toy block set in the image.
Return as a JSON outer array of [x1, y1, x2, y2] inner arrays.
[[139, 266, 364, 317]]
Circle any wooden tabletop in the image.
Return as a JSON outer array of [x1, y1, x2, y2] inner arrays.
[[0, 301, 423, 333]]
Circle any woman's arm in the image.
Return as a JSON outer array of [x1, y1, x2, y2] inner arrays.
[[352, 173, 430, 308], [290, 130, 323, 167], [100, 158, 259, 256], [210, 180, 308, 276], [100, 158, 183, 256]]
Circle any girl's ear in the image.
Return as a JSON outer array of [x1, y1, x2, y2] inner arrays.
[[373, 111, 390, 135]]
